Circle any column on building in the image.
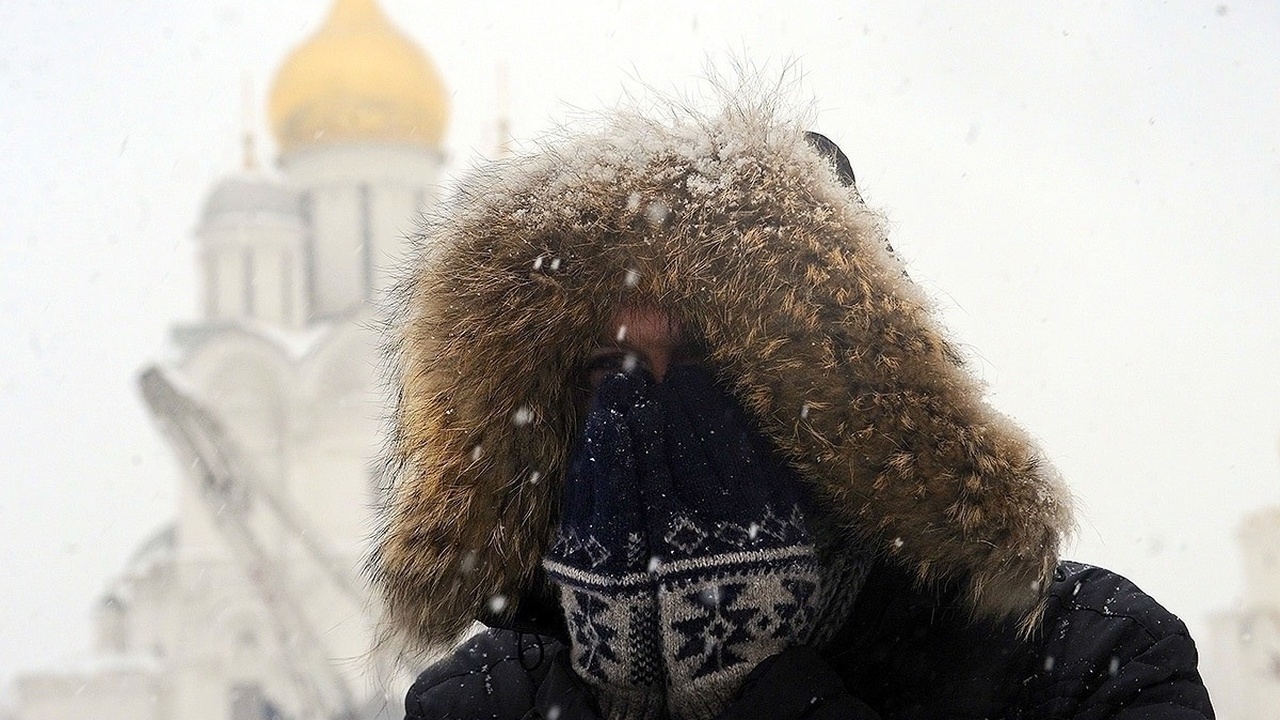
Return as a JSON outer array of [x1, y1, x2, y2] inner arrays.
[[196, 175, 307, 328]]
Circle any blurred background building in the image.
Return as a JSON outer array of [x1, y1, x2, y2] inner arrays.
[[10, 2, 453, 720], [1205, 501, 1280, 719]]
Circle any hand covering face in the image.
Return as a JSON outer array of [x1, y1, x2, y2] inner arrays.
[[541, 371, 665, 720], [543, 367, 827, 720]]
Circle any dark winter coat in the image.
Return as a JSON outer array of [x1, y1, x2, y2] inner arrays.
[[405, 561, 1213, 719], [371, 90, 1212, 719]]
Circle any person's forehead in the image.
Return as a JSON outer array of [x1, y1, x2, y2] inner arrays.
[[602, 305, 684, 345]]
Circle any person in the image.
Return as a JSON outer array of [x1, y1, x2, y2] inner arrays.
[[369, 93, 1215, 719]]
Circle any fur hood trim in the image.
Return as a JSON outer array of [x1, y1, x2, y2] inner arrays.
[[371, 97, 1073, 648]]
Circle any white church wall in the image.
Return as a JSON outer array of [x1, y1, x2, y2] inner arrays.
[[169, 654, 232, 720], [16, 666, 165, 720], [274, 555, 374, 702], [101, 558, 175, 662], [210, 249, 246, 321], [1205, 611, 1249, 719], [302, 183, 364, 320], [156, 319, 381, 716], [1240, 513, 1280, 607], [210, 601, 306, 720], [175, 337, 292, 561], [93, 598, 130, 655], [369, 183, 420, 298], [283, 144, 441, 319], [198, 216, 305, 325], [293, 323, 382, 556], [282, 144, 441, 190], [249, 244, 290, 327], [1203, 505, 1280, 719], [164, 562, 304, 720]]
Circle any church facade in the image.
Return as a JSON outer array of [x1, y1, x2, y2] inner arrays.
[[11, 3, 450, 720]]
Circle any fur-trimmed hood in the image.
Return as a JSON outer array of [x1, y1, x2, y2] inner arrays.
[[371, 96, 1073, 649]]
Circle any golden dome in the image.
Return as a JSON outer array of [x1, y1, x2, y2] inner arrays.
[[268, 0, 449, 153]]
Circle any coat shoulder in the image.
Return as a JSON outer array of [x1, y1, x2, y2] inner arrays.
[[827, 560, 1214, 718], [1026, 562, 1214, 718], [405, 629, 597, 720], [405, 629, 540, 720], [1046, 561, 1192, 642]]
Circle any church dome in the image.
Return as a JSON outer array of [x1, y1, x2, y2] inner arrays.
[[200, 175, 300, 227], [268, 0, 449, 154]]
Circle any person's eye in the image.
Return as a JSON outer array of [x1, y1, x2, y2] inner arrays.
[[583, 350, 645, 388], [670, 338, 709, 367]]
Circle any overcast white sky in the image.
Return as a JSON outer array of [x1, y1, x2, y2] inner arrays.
[[2, 0, 1278, 695]]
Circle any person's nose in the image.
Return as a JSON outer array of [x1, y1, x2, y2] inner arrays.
[[649, 347, 671, 383], [612, 305, 680, 383]]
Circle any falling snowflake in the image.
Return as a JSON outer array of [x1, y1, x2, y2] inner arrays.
[[624, 268, 641, 287], [488, 595, 508, 613], [512, 406, 534, 426], [644, 201, 670, 226]]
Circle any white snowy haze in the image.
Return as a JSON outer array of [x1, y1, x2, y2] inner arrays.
[[1, 0, 1278, 696]]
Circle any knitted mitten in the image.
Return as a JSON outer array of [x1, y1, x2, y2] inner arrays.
[[542, 372, 665, 720], [647, 366, 824, 720]]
